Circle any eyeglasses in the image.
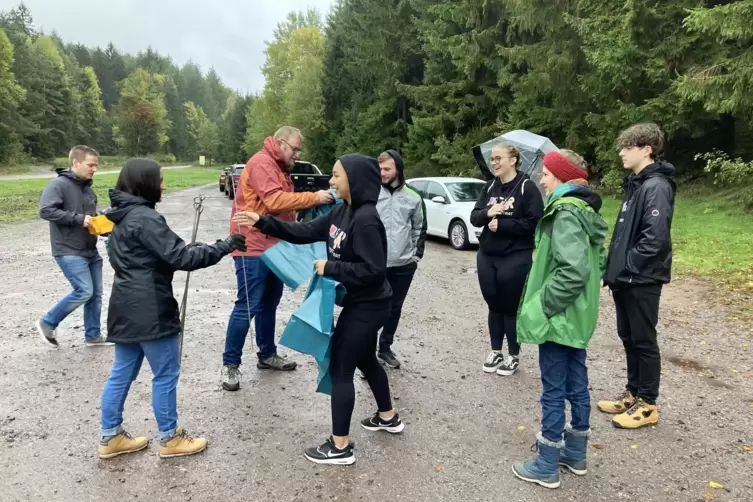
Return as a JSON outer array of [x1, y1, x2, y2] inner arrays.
[[280, 139, 302, 155]]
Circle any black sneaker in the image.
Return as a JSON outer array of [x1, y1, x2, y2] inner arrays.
[[483, 351, 504, 373], [377, 350, 401, 369], [303, 437, 355, 465], [496, 355, 520, 376], [36, 319, 58, 348], [360, 412, 405, 434]]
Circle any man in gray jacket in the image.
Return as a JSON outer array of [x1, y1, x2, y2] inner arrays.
[[375, 150, 427, 368], [37, 145, 110, 348]]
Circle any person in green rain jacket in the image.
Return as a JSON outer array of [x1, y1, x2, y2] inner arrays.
[[511, 149, 607, 490]]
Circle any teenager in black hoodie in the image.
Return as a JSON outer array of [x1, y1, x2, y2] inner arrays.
[[598, 123, 676, 430], [470, 144, 544, 376], [232, 153, 403, 465]]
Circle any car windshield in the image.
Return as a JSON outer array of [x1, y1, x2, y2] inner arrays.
[[444, 182, 484, 202], [233, 167, 244, 174]]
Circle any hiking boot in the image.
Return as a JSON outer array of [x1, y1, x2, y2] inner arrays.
[[159, 428, 208, 458], [85, 335, 114, 347], [559, 425, 590, 475], [612, 398, 659, 429], [597, 389, 636, 414], [496, 355, 520, 376], [377, 350, 401, 369], [36, 319, 58, 348], [98, 429, 149, 459], [512, 433, 563, 489], [483, 351, 505, 373], [257, 354, 297, 371], [360, 412, 405, 434], [303, 436, 355, 465], [221, 365, 241, 391]]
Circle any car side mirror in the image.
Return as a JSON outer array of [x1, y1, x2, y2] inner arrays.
[[431, 195, 447, 204]]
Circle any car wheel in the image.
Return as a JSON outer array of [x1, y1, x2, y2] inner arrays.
[[449, 220, 469, 250], [219, 183, 223, 192]]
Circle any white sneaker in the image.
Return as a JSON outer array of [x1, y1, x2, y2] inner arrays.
[[483, 351, 504, 373], [496, 355, 520, 376]]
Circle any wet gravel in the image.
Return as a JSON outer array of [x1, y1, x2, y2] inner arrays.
[[1, 185, 751, 502]]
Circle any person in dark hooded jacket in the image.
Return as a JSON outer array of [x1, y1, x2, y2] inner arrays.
[[98, 158, 246, 460], [232, 153, 403, 466], [598, 123, 676, 431]]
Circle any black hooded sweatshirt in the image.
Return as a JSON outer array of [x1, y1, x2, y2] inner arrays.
[[604, 161, 677, 287], [469, 171, 544, 256], [104, 189, 232, 343], [255, 153, 392, 305]]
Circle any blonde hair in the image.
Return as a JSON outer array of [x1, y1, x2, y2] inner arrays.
[[377, 152, 392, 163], [492, 144, 521, 168], [273, 126, 303, 143], [559, 149, 587, 172], [69, 145, 98, 165]]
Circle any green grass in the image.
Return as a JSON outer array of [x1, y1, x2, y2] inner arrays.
[[600, 188, 753, 294], [0, 168, 220, 223]]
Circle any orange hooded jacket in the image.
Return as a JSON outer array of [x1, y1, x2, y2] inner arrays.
[[229, 137, 318, 256]]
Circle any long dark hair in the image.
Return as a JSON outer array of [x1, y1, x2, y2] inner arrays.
[[115, 158, 162, 203]]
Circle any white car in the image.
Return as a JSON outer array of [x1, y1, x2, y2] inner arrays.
[[405, 176, 487, 250]]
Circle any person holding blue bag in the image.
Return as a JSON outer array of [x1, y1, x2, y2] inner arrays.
[[232, 153, 403, 466]]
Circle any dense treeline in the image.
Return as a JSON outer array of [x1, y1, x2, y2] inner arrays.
[[0, 4, 250, 166], [250, 0, 753, 186], [2, 1, 752, 190]]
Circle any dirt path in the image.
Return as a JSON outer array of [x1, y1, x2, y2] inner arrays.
[[0, 186, 751, 502]]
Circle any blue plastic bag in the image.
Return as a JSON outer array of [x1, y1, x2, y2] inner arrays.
[[261, 241, 327, 290], [297, 188, 343, 222], [261, 235, 347, 396], [279, 274, 346, 395]]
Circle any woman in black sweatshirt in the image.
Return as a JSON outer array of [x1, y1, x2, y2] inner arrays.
[[470, 145, 544, 376], [232, 153, 402, 466]]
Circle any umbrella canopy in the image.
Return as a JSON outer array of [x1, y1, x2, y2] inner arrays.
[[472, 130, 559, 196]]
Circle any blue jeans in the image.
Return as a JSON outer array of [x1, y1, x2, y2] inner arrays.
[[223, 256, 284, 366], [539, 341, 591, 443], [100, 335, 180, 440], [43, 255, 103, 339]]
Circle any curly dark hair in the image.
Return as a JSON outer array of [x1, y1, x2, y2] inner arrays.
[[616, 123, 664, 159]]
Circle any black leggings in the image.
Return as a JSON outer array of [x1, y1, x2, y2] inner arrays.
[[477, 250, 533, 356], [330, 299, 392, 436]]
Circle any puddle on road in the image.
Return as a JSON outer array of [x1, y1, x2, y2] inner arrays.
[[666, 355, 707, 372], [665, 354, 735, 389]]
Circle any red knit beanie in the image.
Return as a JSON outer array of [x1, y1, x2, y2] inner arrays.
[[543, 151, 589, 182]]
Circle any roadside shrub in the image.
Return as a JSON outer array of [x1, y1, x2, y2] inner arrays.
[[599, 169, 625, 195], [696, 150, 753, 209]]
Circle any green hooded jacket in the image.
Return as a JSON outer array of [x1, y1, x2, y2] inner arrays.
[[516, 184, 608, 349]]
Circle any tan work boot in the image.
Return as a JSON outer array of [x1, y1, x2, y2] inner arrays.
[[159, 427, 208, 458], [612, 398, 659, 429], [98, 430, 149, 459], [596, 390, 636, 414]]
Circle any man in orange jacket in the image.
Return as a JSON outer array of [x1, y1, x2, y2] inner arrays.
[[221, 126, 334, 391]]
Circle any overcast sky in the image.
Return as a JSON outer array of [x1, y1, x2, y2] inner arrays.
[[0, 0, 336, 93]]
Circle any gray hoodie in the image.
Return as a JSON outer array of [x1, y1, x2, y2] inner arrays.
[[39, 169, 99, 258]]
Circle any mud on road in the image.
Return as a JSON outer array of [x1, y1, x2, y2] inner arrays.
[[1, 185, 751, 502]]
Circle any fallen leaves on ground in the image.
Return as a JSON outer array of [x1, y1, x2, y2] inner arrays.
[[516, 425, 526, 432], [591, 443, 604, 449], [433, 465, 442, 472], [743, 445, 752, 452], [702, 493, 714, 500], [708, 481, 724, 489], [631, 444, 638, 449]]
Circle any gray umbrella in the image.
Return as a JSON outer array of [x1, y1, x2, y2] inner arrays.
[[472, 129, 559, 197]]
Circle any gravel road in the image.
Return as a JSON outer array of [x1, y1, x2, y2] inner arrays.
[[0, 185, 751, 502]]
